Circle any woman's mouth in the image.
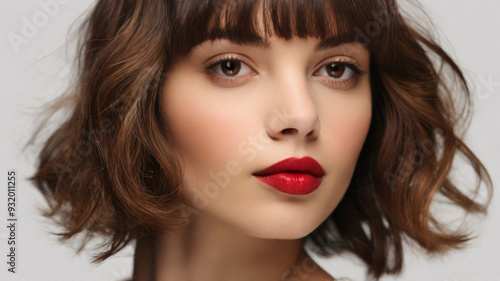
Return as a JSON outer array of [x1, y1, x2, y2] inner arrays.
[[253, 157, 325, 195]]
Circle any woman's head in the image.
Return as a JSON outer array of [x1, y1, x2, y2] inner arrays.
[[31, 0, 491, 279], [161, 35, 372, 239]]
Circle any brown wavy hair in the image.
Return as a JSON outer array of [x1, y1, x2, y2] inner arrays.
[[31, 0, 492, 279]]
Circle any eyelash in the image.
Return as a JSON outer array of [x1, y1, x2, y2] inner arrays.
[[205, 54, 365, 89], [205, 54, 255, 87], [313, 58, 365, 89]]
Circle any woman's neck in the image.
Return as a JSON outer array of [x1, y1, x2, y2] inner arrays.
[[132, 212, 306, 281]]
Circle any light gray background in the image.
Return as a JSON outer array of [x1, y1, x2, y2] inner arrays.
[[0, 1, 499, 280]]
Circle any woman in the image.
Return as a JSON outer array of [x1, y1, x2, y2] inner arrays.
[[30, 0, 492, 280]]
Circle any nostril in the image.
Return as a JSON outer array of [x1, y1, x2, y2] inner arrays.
[[306, 129, 318, 139], [281, 128, 298, 135]]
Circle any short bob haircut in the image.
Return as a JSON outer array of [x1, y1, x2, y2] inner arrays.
[[31, 0, 492, 279]]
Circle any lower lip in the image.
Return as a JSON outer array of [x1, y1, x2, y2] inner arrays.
[[255, 173, 323, 195]]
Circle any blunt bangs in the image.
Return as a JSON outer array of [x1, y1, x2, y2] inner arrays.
[[166, 0, 396, 59]]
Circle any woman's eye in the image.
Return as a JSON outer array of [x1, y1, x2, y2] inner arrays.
[[315, 62, 356, 80], [210, 60, 252, 77]]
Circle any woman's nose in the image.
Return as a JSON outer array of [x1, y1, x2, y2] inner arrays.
[[266, 77, 321, 141]]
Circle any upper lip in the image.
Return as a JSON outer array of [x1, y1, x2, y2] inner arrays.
[[253, 157, 325, 177]]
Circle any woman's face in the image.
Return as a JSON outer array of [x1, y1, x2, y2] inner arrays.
[[160, 36, 371, 239]]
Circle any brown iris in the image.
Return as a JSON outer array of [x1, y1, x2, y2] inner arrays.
[[220, 60, 241, 76], [326, 62, 346, 78]]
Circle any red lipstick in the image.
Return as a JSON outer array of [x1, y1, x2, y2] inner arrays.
[[253, 157, 325, 195]]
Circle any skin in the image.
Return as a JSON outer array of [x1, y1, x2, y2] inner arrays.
[[134, 36, 371, 281]]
